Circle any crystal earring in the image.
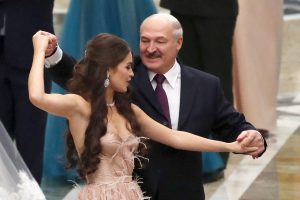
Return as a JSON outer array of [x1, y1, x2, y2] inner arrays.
[[104, 74, 110, 88]]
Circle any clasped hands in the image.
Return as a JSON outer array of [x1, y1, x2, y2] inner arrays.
[[32, 31, 58, 56], [235, 130, 266, 159]]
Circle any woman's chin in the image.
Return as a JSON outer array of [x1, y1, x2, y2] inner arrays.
[[117, 88, 128, 93]]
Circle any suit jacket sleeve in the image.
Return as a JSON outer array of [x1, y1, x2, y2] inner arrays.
[[211, 78, 267, 155], [212, 77, 256, 141], [46, 52, 77, 90]]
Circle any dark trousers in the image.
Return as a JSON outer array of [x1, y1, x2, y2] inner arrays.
[[172, 12, 237, 103], [172, 12, 237, 169], [0, 43, 51, 183]]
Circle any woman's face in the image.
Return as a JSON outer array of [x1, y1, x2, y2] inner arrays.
[[108, 52, 134, 93]]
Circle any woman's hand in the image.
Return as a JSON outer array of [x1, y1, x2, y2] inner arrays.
[[32, 31, 50, 54], [32, 30, 57, 56], [229, 141, 258, 154]]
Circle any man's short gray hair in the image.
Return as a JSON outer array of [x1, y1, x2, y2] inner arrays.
[[141, 13, 183, 39]]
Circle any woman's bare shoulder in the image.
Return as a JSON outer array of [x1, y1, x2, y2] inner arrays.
[[66, 94, 91, 118]]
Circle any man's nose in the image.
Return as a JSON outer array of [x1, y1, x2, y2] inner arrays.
[[147, 42, 156, 52]]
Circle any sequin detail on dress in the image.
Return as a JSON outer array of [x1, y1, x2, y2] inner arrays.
[[78, 124, 149, 200]]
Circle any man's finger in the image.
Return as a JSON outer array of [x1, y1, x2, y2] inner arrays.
[[236, 131, 247, 142]]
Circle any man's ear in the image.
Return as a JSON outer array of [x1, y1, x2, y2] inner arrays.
[[176, 37, 183, 51]]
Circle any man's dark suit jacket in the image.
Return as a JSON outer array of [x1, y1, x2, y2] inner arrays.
[[160, 0, 238, 17], [48, 54, 262, 200], [1, 0, 54, 68]]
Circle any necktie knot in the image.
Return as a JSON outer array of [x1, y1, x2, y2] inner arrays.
[[154, 74, 166, 85]]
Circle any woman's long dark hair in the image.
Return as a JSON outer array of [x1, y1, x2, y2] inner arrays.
[[65, 33, 143, 179]]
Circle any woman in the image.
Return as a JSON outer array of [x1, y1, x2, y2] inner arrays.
[[43, 0, 157, 184], [29, 31, 256, 200]]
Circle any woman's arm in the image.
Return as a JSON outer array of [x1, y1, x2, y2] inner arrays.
[[132, 104, 257, 153], [28, 31, 86, 119]]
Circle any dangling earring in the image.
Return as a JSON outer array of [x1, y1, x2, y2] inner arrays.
[[104, 73, 110, 88]]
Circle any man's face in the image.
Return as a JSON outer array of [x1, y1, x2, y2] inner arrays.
[[139, 18, 182, 74]]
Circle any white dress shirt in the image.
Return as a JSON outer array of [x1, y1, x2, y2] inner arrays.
[[45, 46, 63, 68], [148, 61, 181, 130]]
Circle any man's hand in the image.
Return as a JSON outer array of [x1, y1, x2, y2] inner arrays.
[[236, 130, 266, 159], [37, 31, 58, 57]]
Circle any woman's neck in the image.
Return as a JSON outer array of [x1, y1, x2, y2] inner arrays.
[[105, 89, 114, 106]]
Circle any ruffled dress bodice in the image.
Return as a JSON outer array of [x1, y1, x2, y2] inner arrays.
[[79, 125, 149, 200]]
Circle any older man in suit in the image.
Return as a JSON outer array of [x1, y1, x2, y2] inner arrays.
[[44, 13, 266, 200], [160, 0, 239, 182], [0, 0, 54, 183]]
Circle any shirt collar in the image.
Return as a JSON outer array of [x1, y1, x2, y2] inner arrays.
[[148, 61, 181, 89]]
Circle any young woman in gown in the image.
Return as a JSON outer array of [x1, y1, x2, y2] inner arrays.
[[43, 0, 157, 185], [29, 31, 256, 200]]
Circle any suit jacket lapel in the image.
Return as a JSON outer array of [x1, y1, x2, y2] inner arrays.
[[133, 64, 164, 115], [178, 65, 197, 130]]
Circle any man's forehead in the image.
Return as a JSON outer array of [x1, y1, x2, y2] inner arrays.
[[141, 24, 172, 37], [140, 31, 169, 40]]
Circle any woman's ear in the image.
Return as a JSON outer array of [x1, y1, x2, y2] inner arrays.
[[104, 71, 110, 88]]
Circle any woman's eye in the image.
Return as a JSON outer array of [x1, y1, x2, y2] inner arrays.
[[126, 65, 132, 70]]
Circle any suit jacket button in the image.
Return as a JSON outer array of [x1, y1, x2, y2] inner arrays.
[[163, 121, 168, 126]]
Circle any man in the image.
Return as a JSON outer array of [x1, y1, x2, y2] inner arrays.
[[45, 13, 266, 200], [0, 0, 54, 184], [160, 0, 239, 182]]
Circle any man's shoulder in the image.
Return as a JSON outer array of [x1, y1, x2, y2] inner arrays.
[[181, 64, 219, 82], [133, 55, 142, 66], [133, 56, 144, 72]]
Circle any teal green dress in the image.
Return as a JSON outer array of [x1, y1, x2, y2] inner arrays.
[[42, 0, 156, 184]]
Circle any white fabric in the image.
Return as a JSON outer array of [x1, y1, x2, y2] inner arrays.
[[0, 122, 46, 200], [149, 61, 181, 129], [45, 46, 63, 68], [62, 186, 81, 200]]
